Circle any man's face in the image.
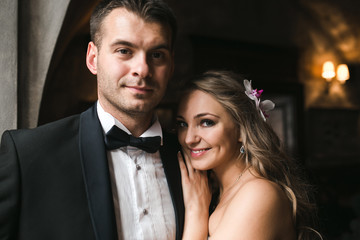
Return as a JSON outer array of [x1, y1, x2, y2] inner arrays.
[[86, 8, 174, 120]]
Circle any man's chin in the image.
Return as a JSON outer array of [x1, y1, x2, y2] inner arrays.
[[124, 104, 155, 116]]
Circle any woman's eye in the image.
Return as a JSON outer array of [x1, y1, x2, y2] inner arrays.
[[201, 119, 215, 127]]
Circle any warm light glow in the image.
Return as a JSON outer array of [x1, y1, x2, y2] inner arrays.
[[336, 64, 350, 84], [322, 61, 335, 81]]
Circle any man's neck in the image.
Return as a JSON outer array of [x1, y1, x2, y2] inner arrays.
[[116, 113, 154, 137], [98, 101, 154, 137]]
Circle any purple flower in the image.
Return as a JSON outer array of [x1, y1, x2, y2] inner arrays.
[[244, 80, 275, 122]]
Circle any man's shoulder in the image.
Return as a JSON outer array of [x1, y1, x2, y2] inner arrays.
[[162, 130, 180, 152], [7, 114, 81, 144], [162, 130, 178, 143]]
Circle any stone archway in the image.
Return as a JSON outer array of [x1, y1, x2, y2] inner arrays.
[[38, 0, 100, 125], [0, 0, 18, 134], [17, 0, 99, 128]]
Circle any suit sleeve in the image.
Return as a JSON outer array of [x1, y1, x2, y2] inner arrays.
[[0, 131, 20, 239]]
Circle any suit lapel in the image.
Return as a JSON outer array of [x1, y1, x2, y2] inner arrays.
[[79, 105, 118, 240], [160, 132, 185, 240], [79, 105, 184, 239]]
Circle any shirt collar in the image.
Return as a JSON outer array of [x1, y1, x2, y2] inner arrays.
[[97, 101, 163, 145]]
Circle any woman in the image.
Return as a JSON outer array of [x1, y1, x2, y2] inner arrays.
[[176, 70, 321, 239]]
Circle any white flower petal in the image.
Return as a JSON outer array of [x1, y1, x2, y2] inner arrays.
[[246, 93, 257, 101], [255, 98, 260, 108], [260, 100, 275, 112], [244, 79, 252, 92], [259, 110, 266, 121], [244, 80, 258, 100]]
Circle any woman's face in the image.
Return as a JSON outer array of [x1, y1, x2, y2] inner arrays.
[[177, 90, 242, 171]]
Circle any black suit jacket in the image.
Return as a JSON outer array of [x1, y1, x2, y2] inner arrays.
[[0, 105, 184, 240]]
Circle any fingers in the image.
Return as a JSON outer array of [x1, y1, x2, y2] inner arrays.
[[178, 150, 207, 180], [178, 151, 188, 179], [178, 150, 195, 177], [182, 150, 193, 174]]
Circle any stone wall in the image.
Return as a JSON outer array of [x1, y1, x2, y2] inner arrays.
[[18, 0, 70, 129], [0, 0, 18, 134]]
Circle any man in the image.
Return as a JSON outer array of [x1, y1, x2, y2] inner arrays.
[[0, 0, 184, 239]]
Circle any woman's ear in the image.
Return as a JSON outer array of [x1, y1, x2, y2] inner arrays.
[[86, 41, 98, 75], [237, 128, 243, 143]]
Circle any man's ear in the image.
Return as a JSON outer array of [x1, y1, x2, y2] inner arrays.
[[86, 41, 98, 75]]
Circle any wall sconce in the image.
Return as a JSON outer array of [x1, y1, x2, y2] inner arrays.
[[336, 64, 350, 84], [322, 61, 336, 82], [322, 61, 350, 84]]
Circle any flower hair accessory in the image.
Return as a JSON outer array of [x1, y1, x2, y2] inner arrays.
[[244, 80, 275, 121]]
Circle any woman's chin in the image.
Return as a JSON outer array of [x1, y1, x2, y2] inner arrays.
[[192, 162, 211, 171]]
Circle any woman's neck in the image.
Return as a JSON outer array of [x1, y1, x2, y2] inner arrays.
[[213, 163, 246, 195]]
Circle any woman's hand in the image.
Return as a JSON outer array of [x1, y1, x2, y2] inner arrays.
[[178, 151, 211, 239]]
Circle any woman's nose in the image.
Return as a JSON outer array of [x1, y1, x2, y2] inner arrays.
[[184, 128, 200, 146]]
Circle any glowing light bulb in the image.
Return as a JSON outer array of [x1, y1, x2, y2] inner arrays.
[[322, 61, 335, 82], [336, 64, 349, 84]]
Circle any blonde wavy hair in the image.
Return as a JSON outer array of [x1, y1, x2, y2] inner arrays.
[[181, 70, 322, 240]]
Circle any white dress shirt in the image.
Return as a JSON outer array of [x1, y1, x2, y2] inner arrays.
[[97, 102, 176, 240]]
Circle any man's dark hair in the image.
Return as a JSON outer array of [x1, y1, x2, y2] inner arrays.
[[90, 0, 177, 50]]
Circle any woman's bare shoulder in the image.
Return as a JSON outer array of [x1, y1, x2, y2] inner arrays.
[[230, 175, 292, 219], [238, 176, 287, 204], [211, 174, 296, 239]]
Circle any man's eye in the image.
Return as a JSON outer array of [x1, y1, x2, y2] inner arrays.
[[118, 49, 130, 54], [201, 119, 215, 127], [151, 52, 163, 59], [176, 121, 187, 128]]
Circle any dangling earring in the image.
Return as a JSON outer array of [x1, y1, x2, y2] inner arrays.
[[240, 145, 245, 154]]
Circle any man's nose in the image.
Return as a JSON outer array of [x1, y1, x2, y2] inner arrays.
[[132, 53, 152, 79]]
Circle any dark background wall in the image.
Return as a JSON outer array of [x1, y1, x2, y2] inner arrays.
[[33, 0, 360, 239]]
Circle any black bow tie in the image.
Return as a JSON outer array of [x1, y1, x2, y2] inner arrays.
[[104, 125, 161, 153]]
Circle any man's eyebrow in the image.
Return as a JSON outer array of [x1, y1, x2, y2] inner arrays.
[[151, 44, 171, 51], [110, 40, 136, 48], [110, 39, 170, 51]]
